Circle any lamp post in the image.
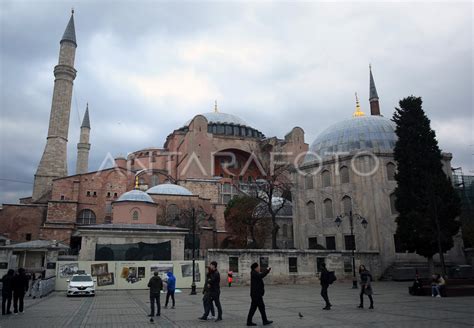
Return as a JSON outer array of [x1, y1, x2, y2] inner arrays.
[[189, 207, 210, 295], [190, 207, 197, 295], [335, 211, 368, 289]]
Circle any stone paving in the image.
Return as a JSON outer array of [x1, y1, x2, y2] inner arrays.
[[1, 282, 473, 327]]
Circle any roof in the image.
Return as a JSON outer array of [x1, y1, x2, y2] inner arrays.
[[116, 189, 155, 204], [1, 240, 69, 249], [369, 66, 379, 100], [81, 104, 90, 128], [304, 115, 397, 163], [147, 183, 193, 196], [186, 112, 249, 127], [78, 223, 189, 233], [61, 12, 76, 46]]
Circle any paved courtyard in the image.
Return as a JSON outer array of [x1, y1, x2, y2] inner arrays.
[[1, 281, 473, 327]]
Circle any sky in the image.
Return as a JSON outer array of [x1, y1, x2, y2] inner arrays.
[[0, 0, 472, 204]]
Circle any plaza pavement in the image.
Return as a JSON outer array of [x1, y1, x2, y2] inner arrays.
[[1, 281, 473, 328]]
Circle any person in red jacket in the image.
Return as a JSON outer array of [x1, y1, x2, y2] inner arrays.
[[227, 271, 233, 287]]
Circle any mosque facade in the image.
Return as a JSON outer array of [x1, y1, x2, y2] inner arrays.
[[0, 12, 466, 274], [0, 12, 306, 257]]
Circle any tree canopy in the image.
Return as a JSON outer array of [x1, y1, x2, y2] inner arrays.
[[392, 96, 461, 265]]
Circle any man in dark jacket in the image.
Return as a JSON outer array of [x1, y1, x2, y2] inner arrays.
[[1, 269, 14, 315], [12, 268, 29, 314], [147, 272, 163, 317], [246, 263, 273, 326], [319, 263, 332, 310], [200, 261, 223, 322]]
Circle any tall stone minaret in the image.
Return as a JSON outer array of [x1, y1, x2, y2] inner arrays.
[[32, 11, 77, 201], [76, 104, 91, 174], [369, 65, 380, 116]]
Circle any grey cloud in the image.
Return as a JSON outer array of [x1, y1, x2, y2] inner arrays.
[[1, 1, 472, 204]]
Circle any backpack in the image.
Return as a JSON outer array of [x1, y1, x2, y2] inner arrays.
[[328, 271, 337, 284]]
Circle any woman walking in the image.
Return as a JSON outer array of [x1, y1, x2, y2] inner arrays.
[[358, 265, 374, 309]]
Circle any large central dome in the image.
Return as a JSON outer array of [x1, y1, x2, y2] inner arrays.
[[304, 115, 397, 163], [183, 109, 264, 139], [194, 112, 249, 126]]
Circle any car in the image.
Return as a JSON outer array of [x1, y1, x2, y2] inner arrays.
[[67, 273, 96, 297]]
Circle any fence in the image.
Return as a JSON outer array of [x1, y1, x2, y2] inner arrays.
[[55, 260, 205, 291], [30, 276, 56, 298]]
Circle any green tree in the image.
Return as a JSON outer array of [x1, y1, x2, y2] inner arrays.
[[224, 196, 269, 248], [392, 96, 461, 275]]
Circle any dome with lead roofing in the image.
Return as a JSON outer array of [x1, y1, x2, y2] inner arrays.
[[146, 183, 193, 196], [304, 115, 397, 163], [116, 189, 155, 203]]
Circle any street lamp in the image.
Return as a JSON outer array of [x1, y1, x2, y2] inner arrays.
[[334, 211, 368, 289], [189, 207, 209, 295], [190, 207, 197, 295]]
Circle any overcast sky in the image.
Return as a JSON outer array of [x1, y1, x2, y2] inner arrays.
[[0, 1, 472, 204]]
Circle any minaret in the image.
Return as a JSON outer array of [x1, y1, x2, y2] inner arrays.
[[32, 10, 77, 201], [76, 103, 91, 174], [369, 64, 380, 116]]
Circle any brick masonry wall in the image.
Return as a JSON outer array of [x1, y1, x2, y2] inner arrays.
[[0, 204, 47, 242]]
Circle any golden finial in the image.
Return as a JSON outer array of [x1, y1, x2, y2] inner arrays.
[[353, 92, 365, 117], [214, 100, 218, 113], [135, 176, 139, 189]]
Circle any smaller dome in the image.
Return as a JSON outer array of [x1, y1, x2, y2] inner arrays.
[[147, 183, 193, 196], [116, 189, 155, 203]]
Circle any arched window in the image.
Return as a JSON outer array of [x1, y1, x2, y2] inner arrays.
[[150, 175, 159, 187], [386, 163, 396, 181], [166, 204, 180, 221], [307, 201, 316, 220], [132, 210, 139, 220], [340, 166, 350, 184], [323, 198, 334, 218], [77, 209, 96, 225], [322, 170, 331, 187], [390, 193, 398, 214], [342, 196, 352, 214], [282, 224, 288, 237], [305, 175, 314, 189]]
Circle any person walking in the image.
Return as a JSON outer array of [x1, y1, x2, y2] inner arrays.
[[12, 268, 29, 314], [200, 261, 222, 322], [200, 266, 216, 320], [227, 271, 233, 287], [147, 271, 163, 317], [246, 263, 273, 326], [319, 263, 332, 310], [358, 265, 374, 309], [1, 269, 14, 315], [164, 271, 176, 309]]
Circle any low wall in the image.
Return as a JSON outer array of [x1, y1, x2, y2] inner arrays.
[[207, 249, 381, 286], [55, 260, 205, 291]]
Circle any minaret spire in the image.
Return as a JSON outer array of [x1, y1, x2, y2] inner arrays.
[[33, 11, 78, 201], [369, 64, 381, 116], [61, 10, 77, 47], [76, 104, 91, 175]]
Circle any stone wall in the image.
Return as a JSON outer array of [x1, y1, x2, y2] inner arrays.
[[207, 249, 381, 286]]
